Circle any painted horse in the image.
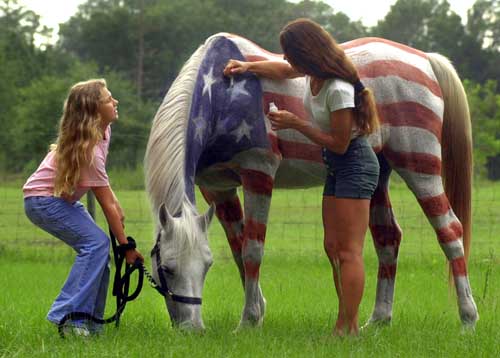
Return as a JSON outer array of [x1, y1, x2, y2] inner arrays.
[[144, 33, 478, 330]]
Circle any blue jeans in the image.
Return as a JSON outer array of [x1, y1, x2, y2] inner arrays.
[[322, 136, 380, 199], [24, 196, 110, 326]]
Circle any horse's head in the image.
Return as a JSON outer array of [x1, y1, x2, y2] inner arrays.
[[152, 202, 215, 331]]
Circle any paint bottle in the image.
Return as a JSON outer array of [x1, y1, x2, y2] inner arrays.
[[269, 102, 278, 113]]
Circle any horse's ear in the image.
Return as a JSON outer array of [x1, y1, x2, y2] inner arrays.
[[159, 203, 174, 229], [198, 203, 215, 233]]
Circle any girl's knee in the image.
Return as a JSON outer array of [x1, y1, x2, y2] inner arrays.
[[85, 230, 110, 254]]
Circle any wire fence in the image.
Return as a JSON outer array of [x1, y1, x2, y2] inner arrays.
[[2, 176, 499, 264]]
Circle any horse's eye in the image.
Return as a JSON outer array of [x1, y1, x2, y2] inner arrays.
[[161, 265, 175, 275]]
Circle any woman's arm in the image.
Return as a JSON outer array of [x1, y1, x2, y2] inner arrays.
[[268, 108, 353, 154], [223, 60, 303, 80], [92, 186, 144, 264]]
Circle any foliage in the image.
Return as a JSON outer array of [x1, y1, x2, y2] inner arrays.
[[465, 80, 500, 177], [1, 0, 500, 178]]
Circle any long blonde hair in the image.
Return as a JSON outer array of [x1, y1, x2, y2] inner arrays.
[[280, 18, 379, 135], [52, 79, 107, 197]]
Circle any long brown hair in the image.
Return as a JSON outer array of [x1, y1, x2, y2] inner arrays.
[[279, 18, 379, 135], [52, 79, 107, 197]]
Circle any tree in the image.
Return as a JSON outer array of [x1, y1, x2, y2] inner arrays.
[[464, 80, 500, 178], [371, 0, 438, 48], [0, 0, 54, 171], [57, 0, 367, 101]]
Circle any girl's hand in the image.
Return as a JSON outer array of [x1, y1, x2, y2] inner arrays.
[[223, 59, 249, 76], [125, 248, 144, 265], [267, 110, 304, 131]]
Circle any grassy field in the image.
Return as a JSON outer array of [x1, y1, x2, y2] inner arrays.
[[0, 179, 499, 357]]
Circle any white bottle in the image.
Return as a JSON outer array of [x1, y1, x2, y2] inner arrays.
[[269, 102, 278, 113]]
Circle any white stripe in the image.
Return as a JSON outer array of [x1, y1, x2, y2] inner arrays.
[[440, 240, 465, 260], [261, 77, 305, 98], [428, 209, 459, 230], [395, 169, 444, 199], [276, 126, 318, 145], [363, 76, 444, 118], [375, 246, 398, 265], [233, 148, 280, 175], [346, 41, 434, 78], [242, 192, 272, 225], [385, 126, 441, 157]]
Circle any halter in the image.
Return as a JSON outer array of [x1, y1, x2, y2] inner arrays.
[[150, 234, 202, 305]]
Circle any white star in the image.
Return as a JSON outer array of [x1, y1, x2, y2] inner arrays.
[[194, 118, 207, 143], [229, 79, 251, 102], [231, 120, 253, 143], [202, 67, 217, 101]]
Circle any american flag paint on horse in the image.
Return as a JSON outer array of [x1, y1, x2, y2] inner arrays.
[[145, 33, 478, 331]]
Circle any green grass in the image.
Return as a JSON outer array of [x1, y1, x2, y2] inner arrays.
[[1, 180, 499, 357]]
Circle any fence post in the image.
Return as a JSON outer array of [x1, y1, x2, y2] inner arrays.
[[87, 191, 96, 220]]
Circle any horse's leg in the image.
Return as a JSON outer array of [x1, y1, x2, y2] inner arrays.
[[199, 187, 246, 284], [366, 155, 402, 325], [396, 168, 478, 326], [235, 150, 279, 328]]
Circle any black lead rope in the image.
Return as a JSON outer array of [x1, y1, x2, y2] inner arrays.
[[57, 231, 144, 338], [57, 231, 203, 337]]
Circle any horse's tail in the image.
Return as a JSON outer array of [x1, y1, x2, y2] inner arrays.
[[428, 53, 473, 261]]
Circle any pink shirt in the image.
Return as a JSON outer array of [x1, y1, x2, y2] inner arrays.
[[23, 126, 111, 202]]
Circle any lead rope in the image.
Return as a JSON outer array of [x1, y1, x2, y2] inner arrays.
[[57, 230, 144, 338]]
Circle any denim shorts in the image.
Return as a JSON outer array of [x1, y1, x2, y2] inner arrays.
[[322, 136, 379, 199]]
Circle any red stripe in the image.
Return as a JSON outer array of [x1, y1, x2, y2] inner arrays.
[[418, 193, 450, 217], [262, 92, 310, 122], [371, 188, 391, 207], [378, 102, 442, 140], [246, 54, 274, 62], [240, 169, 274, 195], [451, 256, 467, 276], [244, 261, 260, 279], [378, 264, 397, 279], [359, 60, 441, 98], [279, 140, 323, 163], [228, 234, 243, 253], [341, 37, 428, 59], [243, 218, 267, 243], [369, 225, 402, 247], [216, 199, 243, 222], [268, 133, 281, 156], [437, 221, 463, 243], [383, 148, 441, 175]]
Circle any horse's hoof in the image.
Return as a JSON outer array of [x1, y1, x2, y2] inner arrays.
[[362, 316, 391, 330]]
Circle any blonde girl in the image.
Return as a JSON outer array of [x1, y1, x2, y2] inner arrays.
[[23, 79, 143, 336]]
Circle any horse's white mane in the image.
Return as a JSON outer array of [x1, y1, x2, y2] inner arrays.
[[144, 37, 219, 249]]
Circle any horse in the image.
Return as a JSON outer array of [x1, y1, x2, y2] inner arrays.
[[144, 32, 479, 331]]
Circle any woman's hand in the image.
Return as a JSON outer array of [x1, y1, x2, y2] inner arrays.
[[125, 248, 144, 265], [223, 59, 250, 76], [267, 110, 305, 131]]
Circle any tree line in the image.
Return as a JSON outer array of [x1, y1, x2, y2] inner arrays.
[[1, 0, 499, 179]]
